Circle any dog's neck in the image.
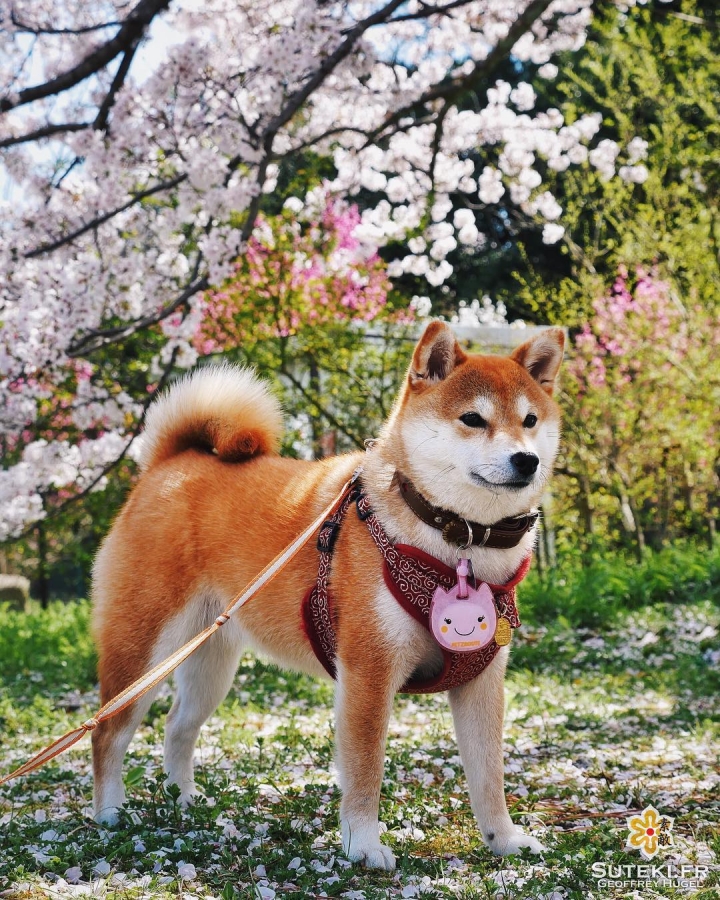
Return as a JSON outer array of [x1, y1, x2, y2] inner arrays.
[[361, 441, 538, 586]]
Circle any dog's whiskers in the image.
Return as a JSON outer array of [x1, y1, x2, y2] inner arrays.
[[427, 463, 456, 485], [409, 434, 438, 455]]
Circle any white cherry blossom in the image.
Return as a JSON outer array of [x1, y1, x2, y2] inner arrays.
[[542, 223, 565, 244]]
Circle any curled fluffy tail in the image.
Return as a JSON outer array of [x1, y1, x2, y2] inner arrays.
[[139, 365, 283, 472]]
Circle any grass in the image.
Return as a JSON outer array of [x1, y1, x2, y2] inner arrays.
[[0, 544, 718, 899]]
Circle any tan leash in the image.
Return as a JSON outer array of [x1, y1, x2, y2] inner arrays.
[[0, 471, 360, 788]]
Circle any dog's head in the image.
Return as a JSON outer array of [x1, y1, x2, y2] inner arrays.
[[388, 321, 564, 522]]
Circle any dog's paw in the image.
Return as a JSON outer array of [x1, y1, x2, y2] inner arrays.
[[164, 778, 203, 808], [345, 838, 396, 871], [179, 786, 204, 808], [487, 827, 546, 856], [341, 822, 396, 871], [94, 805, 121, 827]]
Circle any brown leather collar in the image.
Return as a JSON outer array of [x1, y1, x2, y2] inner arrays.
[[396, 473, 539, 549]]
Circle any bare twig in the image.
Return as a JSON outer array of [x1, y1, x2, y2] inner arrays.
[[280, 366, 365, 449]]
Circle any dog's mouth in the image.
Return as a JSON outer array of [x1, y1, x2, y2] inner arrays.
[[470, 472, 533, 492], [454, 627, 476, 636]]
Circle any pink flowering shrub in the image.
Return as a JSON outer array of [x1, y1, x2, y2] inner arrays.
[[569, 267, 690, 390], [196, 196, 391, 352], [561, 267, 719, 551]]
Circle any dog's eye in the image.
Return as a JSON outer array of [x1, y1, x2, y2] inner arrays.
[[460, 412, 487, 428], [523, 414, 538, 428], [477, 616, 485, 622], [444, 618, 452, 624]]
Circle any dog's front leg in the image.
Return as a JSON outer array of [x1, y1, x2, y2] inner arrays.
[[334, 658, 397, 871], [448, 648, 546, 855]]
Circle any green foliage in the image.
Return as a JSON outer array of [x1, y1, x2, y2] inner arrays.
[[521, 540, 720, 630], [0, 600, 96, 693], [510, 0, 720, 324]]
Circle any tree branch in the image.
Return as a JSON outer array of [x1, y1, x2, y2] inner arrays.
[[24, 173, 187, 259], [0, 0, 171, 114], [387, 0, 477, 24], [0, 121, 91, 149], [67, 268, 208, 358], [231, 1, 415, 272], [94, 42, 141, 131], [9, 12, 123, 36], [263, 0, 409, 142]]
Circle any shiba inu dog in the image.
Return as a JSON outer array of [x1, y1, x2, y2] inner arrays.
[[91, 321, 564, 870]]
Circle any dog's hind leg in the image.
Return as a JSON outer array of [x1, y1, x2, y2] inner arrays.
[[163, 623, 244, 805], [92, 678, 160, 825]]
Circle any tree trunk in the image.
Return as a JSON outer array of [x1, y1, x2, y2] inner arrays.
[[308, 358, 323, 460], [627, 494, 646, 563], [578, 472, 595, 543], [37, 522, 50, 609], [535, 535, 545, 579], [539, 491, 557, 569], [617, 487, 646, 563]]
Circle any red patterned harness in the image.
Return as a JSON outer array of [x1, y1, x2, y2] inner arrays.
[[301, 483, 530, 694]]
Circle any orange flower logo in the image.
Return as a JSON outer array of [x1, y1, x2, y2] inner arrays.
[[626, 805, 674, 860]]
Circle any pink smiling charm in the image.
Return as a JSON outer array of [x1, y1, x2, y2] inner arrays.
[[430, 558, 498, 652]]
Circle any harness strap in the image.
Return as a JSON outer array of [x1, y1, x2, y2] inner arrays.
[[302, 485, 529, 694], [301, 487, 357, 680]]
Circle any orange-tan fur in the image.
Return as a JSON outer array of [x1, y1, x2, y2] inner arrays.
[[91, 322, 564, 869]]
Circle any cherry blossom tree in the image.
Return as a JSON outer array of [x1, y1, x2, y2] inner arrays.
[[0, 0, 660, 541]]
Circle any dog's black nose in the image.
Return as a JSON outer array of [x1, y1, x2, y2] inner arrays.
[[511, 452, 539, 477]]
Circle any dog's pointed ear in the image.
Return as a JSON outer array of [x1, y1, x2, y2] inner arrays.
[[409, 321, 466, 389], [510, 328, 565, 396]]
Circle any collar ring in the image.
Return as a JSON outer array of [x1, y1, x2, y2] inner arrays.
[[456, 518, 474, 552]]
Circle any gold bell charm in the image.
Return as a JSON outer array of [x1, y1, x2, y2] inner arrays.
[[494, 616, 512, 646]]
